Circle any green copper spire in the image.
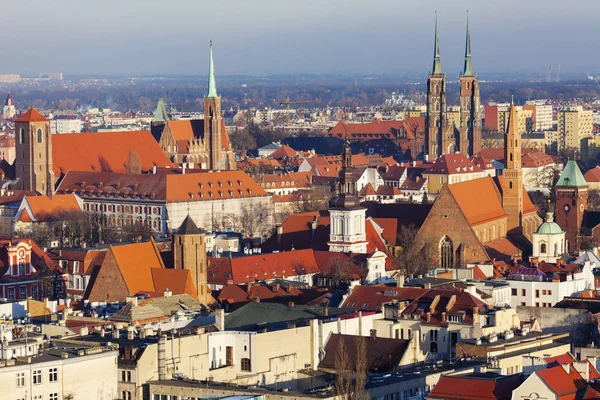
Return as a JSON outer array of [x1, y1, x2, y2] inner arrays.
[[153, 98, 169, 122], [432, 12, 442, 75], [207, 40, 218, 98], [463, 11, 473, 76]]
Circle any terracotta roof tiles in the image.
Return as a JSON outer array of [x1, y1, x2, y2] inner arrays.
[[14, 108, 48, 123]]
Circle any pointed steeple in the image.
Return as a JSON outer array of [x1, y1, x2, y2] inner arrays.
[[432, 12, 442, 75], [463, 11, 473, 76], [507, 99, 517, 135], [207, 41, 218, 98], [153, 98, 169, 123]]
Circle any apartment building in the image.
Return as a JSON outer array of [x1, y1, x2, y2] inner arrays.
[[558, 106, 593, 150]]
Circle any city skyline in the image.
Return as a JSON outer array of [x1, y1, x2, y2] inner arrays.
[[3, 0, 599, 77]]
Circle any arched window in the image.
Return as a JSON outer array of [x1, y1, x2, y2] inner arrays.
[[509, 182, 513, 189], [339, 217, 345, 236], [440, 236, 453, 269], [354, 215, 361, 234], [19, 128, 25, 144], [37, 129, 43, 143], [510, 153, 513, 162], [540, 243, 547, 254]]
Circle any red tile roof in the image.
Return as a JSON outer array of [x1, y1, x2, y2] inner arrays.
[[166, 120, 195, 141], [429, 374, 523, 400], [270, 144, 298, 159], [448, 177, 507, 226], [14, 108, 48, 123], [17, 194, 81, 222], [425, 153, 483, 175], [584, 167, 600, 183], [110, 241, 165, 296], [341, 285, 428, 311], [472, 265, 488, 280], [52, 130, 174, 176], [537, 364, 585, 399]]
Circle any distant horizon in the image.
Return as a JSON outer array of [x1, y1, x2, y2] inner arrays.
[[2, 0, 600, 77]]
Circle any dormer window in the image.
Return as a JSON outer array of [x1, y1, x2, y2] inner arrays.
[[18, 261, 26, 276]]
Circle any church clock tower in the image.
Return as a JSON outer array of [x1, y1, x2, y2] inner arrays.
[[501, 102, 523, 235], [458, 12, 482, 156], [14, 108, 55, 196], [554, 160, 588, 252]]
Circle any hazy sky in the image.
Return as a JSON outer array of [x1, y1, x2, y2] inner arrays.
[[2, 0, 599, 77]]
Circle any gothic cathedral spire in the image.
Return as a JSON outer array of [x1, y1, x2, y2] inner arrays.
[[458, 11, 482, 156], [425, 12, 449, 158], [463, 11, 473, 76], [432, 12, 442, 75], [207, 40, 218, 99]]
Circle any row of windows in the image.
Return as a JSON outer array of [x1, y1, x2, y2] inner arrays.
[[7, 285, 37, 300], [511, 288, 552, 297], [19, 128, 44, 145], [84, 203, 162, 215], [18, 368, 58, 387]]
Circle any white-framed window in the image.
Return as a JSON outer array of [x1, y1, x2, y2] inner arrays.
[[49, 394, 59, 400], [19, 287, 26, 299], [8, 288, 15, 299], [33, 369, 42, 384], [16, 371, 25, 387], [122, 390, 132, 400], [49, 367, 58, 382], [73, 261, 80, 274]]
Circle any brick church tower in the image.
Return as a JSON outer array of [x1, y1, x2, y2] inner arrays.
[[173, 215, 210, 305], [425, 13, 453, 159], [458, 12, 482, 156], [14, 108, 55, 196], [501, 103, 523, 235], [205, 42, 224, 171], [554, 160, 588, 252]]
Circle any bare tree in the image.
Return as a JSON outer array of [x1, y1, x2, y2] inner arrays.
[[397, 224, 438, 276], [292, 186, 332, 213], [334, 336, 369, 400], [126, 148, 142, 174]]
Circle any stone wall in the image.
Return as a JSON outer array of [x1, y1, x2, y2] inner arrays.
[[517, 306, 593, 345]]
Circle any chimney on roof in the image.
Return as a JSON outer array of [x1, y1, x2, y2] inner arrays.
[[574, 361, 590, 381], [163, 288, 172, 298], [370, 329, 377, 339], [182, 164, 186, 174], [215, 308, 225, 331], [112, 326, 119, 339], [310, 217, 318, 243], [562, 363, 571, 375], [100, 326, 105, 338], [424, 282, 432, 289], [276, 224, 283, 245], [441, 312, 447, 323], [126, 296, 138, 307], [79, 326, 89, 336], [127, 326, 135, 340], [288, 301, 295, 308], [396, 274, 405, 288], [426, 312, 431, 322]]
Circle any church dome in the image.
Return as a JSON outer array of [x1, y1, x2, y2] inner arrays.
[[536, 212, 563, 235]]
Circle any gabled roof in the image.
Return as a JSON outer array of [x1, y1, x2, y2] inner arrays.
[[16, 194, 81, 222], [557, 160, 588, 188], [228, 249, 320, 284], [537, 364, 586, 398], [14, 107, 47, 123], [447, 177, 506, 226], [166, 120, 196, 141], [270, 144, 298, 159], [109, 241, 165, 296], [52, 130, 174, 176], [153, 99, 169, 122], [341, 285, 427, 311]]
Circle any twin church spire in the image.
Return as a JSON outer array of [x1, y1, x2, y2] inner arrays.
[[431, 12, 473, 76]]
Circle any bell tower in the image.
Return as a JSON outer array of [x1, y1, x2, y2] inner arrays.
[[205, 41, 224, 171], [554, 160, 588, 252], [501, 102, 523, 235], [328, 136, 368, 254], [173, 215, 210, 305], [425, 13, 450, 159], [14, 108, 54, 196], [458, 12, 482, 156]]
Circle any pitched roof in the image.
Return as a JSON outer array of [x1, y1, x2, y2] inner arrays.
[[224, 301, 349, 331], [177, 215, 203, 235], [424, 153, 483, 175], [472, 265, 488, 280], [341, 285, 428, 311], [17, 194, 81, 222], [228, 249, 320, 284], [447, 177, 507, 225], [166, 120, 195, 141], [584, 166, 600, 183], [537, 364, 585, 398], [52, 130, 174, 176], [319, 334, 410, 373], [429, 373, 524, 400], [14, 108, 48, 123], [557, 160, 588, 187], [111, 294, 203, 324], [270, 144, 298, 159], [109, 241, 165, 296], [484, 238, 522, 262], [150, 268, 197, 298], [165, 171, 268, 202]]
